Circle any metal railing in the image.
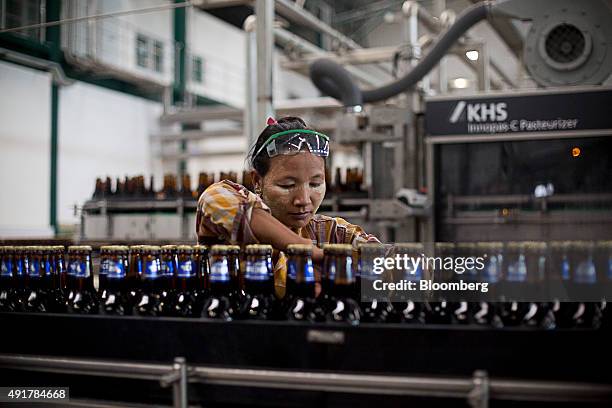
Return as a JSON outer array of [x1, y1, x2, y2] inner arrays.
[[1, 353, 611, 408]]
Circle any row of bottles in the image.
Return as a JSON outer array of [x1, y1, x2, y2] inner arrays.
[[1, 242, 610, 328], [92, 174, 213, 201], [91, 167, 366, 201], [0, 243, 359, 323], [357, 241, 612, 328]]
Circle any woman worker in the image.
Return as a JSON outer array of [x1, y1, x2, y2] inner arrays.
[[195, 116, 379, 296]]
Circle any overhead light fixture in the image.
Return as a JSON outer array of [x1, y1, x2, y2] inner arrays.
[[451, 77, 469, 89], [465, 50, 479, 61]]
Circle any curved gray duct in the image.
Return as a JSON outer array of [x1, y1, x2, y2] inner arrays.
[[310, 59, 364, 108], [309, 2, 492, 108]]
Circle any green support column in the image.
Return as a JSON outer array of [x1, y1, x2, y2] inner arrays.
[[47, 0, 61, 235], [173, 1, 188, 177], [173, 1, 187, 104]]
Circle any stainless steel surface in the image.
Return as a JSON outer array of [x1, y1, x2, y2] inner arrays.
[[279, 45, 400, 68], [81, 199, 198, 241], [426, 129, 612, 144], [190, 366, 472, 397], [152, 129, 243, 143], [244, 15, 258, 145], [407, 2, 513, 89], [468, 0, 524, 59], [2, 354, 611, 403], [425, 138, 436, 242], [31, 398, 175, 408], [275, 27, 383, 87], [369, 199, 428, 220], [172, 357, 188, 408], [158, 97, 342, 129], [160, 105, 243, 125], [159, 149, 245, 160], [274, 0, 361, 51], [0, 354, 172, 380], [476, 42, 489, 92], [468, 370, 490, 408], [425, 84, 612, 101], [82, 200, 198, 211], [255, 0, 274, 131], [448, 193, 612, 207]]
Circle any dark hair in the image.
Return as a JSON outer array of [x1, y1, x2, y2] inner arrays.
[[247, 116, 315, 176]]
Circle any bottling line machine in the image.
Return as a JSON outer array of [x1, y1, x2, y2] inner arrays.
[[79, 0, 612, 244], [24, 1, 610, 406]]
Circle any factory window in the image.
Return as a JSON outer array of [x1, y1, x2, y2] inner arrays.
[[192, 56, 203, 83], [3, 0, 43, 40], [153, 40, 164, 73], [136, 34, 149, 68]]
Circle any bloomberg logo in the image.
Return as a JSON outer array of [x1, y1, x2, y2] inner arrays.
[[449, 101, 508, 123]]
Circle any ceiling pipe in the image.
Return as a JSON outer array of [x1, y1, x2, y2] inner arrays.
[[310, 2, 493, 108]]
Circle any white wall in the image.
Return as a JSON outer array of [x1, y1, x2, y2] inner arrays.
[[62, 0, 174, 86], [187, 9, 246, 107], [59, 82, 163, 225], [0, 61, 53, 237], [186, 8, 322, 107]]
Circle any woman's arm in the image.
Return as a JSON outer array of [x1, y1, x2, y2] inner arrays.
[[251, 208, 324, 262], [196, 180, 323, 261]]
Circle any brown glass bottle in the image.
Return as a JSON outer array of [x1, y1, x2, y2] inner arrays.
[[193, 245, 209, 293], [358, 242, 395, 323], [220, 171, 238, 183], [46, 246, 66, 313], [284, 244, 324, 322], [135, 246, 164, 316], [201, 245, 237, 320], [127, 245, 144, 309], [193, 245, 209, 314], [66, 245, 98, 314], [553, 241, 601, 328], [181, 174, 192, 199], [160, 245, 177, 290], [240, 244, 276, 320], [148, 175, 155, 198], [595, 241, 612, 329], [0, 246, 17, 311], [322, 244, 361, 324], [242, 170, 254, 192], [334, 168, 343, 193], [197, 173, 214, 197], [24, 246, 52, 312], [173, 245, 198, 317], [51, 245, 66, 292], [100, 245, 130, 315], [227, 245, 242, 294]]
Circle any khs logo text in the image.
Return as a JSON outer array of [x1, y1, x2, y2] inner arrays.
[[449, 101, 508, 123]]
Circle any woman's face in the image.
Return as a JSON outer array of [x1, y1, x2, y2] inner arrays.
[[254, 152, 326, 229]]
